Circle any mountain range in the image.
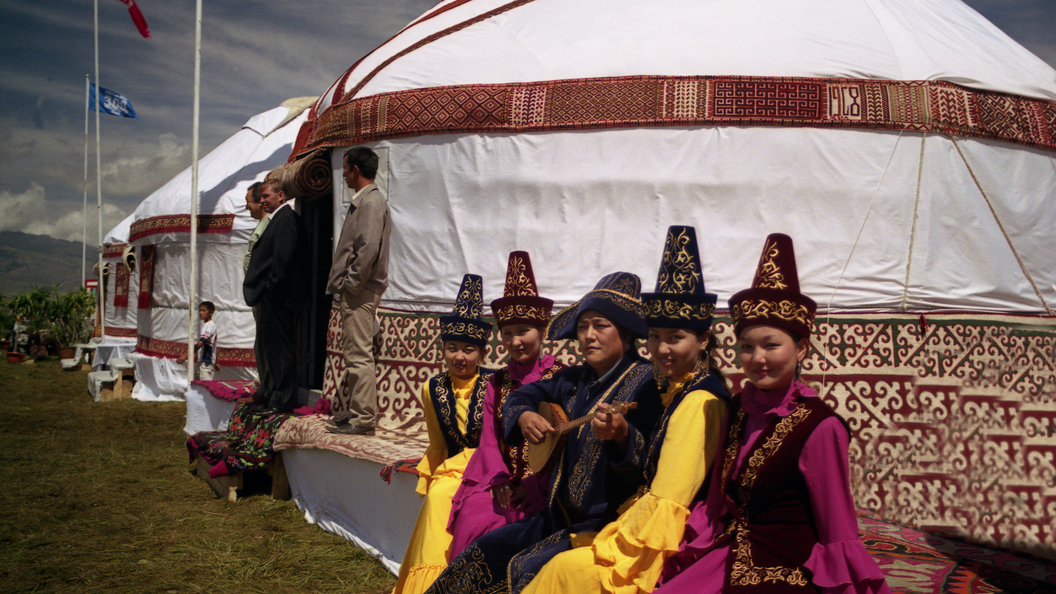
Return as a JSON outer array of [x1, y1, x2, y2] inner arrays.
[[0, 231, 99, 296]]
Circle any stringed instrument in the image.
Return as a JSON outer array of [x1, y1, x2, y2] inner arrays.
[[526, 400, 638, 474]]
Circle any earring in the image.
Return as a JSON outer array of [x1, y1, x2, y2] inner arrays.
[[795, 360, 803, 378]]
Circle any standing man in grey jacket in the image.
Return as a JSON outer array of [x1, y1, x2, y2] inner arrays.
[[326, 146, 391, 435]]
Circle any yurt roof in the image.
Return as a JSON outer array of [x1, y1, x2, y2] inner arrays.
[[127, 97, 316, 246], [296, 0, 1056, 315], [314, 0, 1056, 113]]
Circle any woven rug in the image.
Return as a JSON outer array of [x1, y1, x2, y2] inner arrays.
[[273, 414, 428, 468], [859, 510, 1056, 593], [189, 380, 254, 402]]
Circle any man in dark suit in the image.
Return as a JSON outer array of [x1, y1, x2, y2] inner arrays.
[[243, 178, 309, 413]]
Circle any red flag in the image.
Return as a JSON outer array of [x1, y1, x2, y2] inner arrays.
[[116, 0, 151, 39]]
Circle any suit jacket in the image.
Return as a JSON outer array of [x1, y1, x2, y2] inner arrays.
[[243, 203, 310, 309]]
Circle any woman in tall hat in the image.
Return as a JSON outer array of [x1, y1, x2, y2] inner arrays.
[[424, 272, 658, 594], [447, 252, 566, 557], [392, 275, 495, 594], [519, 226, 730, 594], [656, 234, 891, 594]]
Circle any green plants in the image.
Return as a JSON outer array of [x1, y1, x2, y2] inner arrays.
[[46, 289, 97, 352]]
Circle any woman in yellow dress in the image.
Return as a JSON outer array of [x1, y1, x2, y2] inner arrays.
[[392, 274, 494, 594], [521, 225, 729, 594]]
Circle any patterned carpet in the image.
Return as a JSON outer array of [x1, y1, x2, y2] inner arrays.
[[859, 510, 1056, 593]]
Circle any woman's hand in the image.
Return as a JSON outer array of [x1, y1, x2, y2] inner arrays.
[[491, 481, 527, 509], [592, 403, 628, 449], [517, 411, 555, 445]]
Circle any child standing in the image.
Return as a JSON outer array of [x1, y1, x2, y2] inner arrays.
[[179, 301, 219, 380]]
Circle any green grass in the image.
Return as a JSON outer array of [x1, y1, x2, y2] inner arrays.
[[0, 359, 396, 594]]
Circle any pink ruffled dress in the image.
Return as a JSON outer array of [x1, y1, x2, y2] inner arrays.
[[657, 380, 891, 594], [447, 355, 559, 557]]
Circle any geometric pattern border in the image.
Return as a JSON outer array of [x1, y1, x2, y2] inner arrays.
[[322, 306, 1056, 560], [128, 214, 235, 242], [135, 334, 255, 368], [301, 75, 1056, 156]]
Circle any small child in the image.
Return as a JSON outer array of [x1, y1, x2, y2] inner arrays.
[[179, 301, 219, 380]]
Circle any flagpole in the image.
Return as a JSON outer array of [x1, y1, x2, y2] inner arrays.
[[94, 0, 105, 341], [83, 74, 89, 290], [188, 0, 202, 382]]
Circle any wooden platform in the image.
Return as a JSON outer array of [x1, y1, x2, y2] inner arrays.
[[194, 452, 290, 503]]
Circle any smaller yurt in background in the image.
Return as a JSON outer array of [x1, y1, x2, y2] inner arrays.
[[125, 97, 316, 401]]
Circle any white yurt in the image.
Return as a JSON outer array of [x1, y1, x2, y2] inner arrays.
[[290, 0, 1055, 555], [125, 97, 317, 401], [100, 214, 139, 343]]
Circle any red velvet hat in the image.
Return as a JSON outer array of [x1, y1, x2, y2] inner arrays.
[[728, 233, 816, 339], [490, 251, 553, 328]]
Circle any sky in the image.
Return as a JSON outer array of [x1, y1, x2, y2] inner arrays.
[[0, 0, 1054, 247]]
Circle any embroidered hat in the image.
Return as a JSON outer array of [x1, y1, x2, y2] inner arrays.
[[642, 226, 717, 331], [546, 272, 647, 341], [490, 251, 553, 328], [440, 274, 493, 347], [728, 233, 817, 339]]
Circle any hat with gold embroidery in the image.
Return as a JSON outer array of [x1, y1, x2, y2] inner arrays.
[[546, 272, 647, 341], [440, 274, 493, 346], [728, 233, 816, 339], [642, 226, 717, 331], [490, 251, 553, 329]]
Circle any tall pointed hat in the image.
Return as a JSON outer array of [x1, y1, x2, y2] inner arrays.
[[642, 226, 717, 331], [728, 233, 817, 338], [440, 274, 493, 346], [490, 251, 553, 328], [546, 272, 647, 341]]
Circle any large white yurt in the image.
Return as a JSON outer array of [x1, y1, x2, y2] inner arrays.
[[291, 0, 1056, 555], [125, 97, 316, 401]]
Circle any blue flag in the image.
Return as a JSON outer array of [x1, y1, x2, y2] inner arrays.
[[89, 83, 139, 119]]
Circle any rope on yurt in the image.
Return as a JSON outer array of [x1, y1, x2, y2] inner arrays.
[[900, 133, 926, 313], [951, 137, 1053, 316], [820, 131, 904, 388]]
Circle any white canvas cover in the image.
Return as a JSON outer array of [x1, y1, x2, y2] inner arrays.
[[307, 0, 1055, 314], [118, 98, 315, 400]]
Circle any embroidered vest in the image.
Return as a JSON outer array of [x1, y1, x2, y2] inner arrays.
[[718, 395, 838, 594], [494, 361, 566, 482], [429, 369, 494, 457], [641, 369, 729, 484]]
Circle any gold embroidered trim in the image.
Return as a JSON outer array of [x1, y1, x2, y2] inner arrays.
[[503, 254, 536, 297], [731, 299, 812, 328], [720, 401, 814, 587], [441, 320, 491, 342], [642, 297, 714, 321], [656, 227, 701, 293], [452, 275, 484, 318], [495, 304, 550, 324], [755, 237, 787, 290]]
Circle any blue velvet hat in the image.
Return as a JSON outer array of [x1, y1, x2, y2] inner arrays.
[[440, 274, 493, 347], [546, 272, 647, 341], [641, 226, 718, 331]]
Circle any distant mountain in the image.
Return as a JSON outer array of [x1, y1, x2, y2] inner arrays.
[[0, 232, 100, 296]]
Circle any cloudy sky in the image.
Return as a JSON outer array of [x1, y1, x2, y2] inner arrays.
[[0, 0, 1053, 246]]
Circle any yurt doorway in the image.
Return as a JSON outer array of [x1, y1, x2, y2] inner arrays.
[[299, 191, 333, 392]]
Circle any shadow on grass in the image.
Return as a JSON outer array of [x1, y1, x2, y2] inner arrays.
[[0, 359, 396, 593]]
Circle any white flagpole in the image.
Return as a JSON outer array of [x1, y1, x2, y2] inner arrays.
[[188, 0, 202, 381], [94, 0, 105, 340], [83, 74, 89, 290]]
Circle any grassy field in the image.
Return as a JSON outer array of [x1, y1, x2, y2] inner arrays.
[[0, 359, 396, 594]]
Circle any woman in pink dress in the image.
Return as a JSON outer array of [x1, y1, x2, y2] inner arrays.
[[447, 251, 565, 558], [656, 233, 891, 594]]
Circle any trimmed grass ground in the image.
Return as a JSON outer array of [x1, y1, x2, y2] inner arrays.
[[0, 359, 396, 593]]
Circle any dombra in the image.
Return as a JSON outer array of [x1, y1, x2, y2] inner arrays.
[[527, 401, 638, 474]]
